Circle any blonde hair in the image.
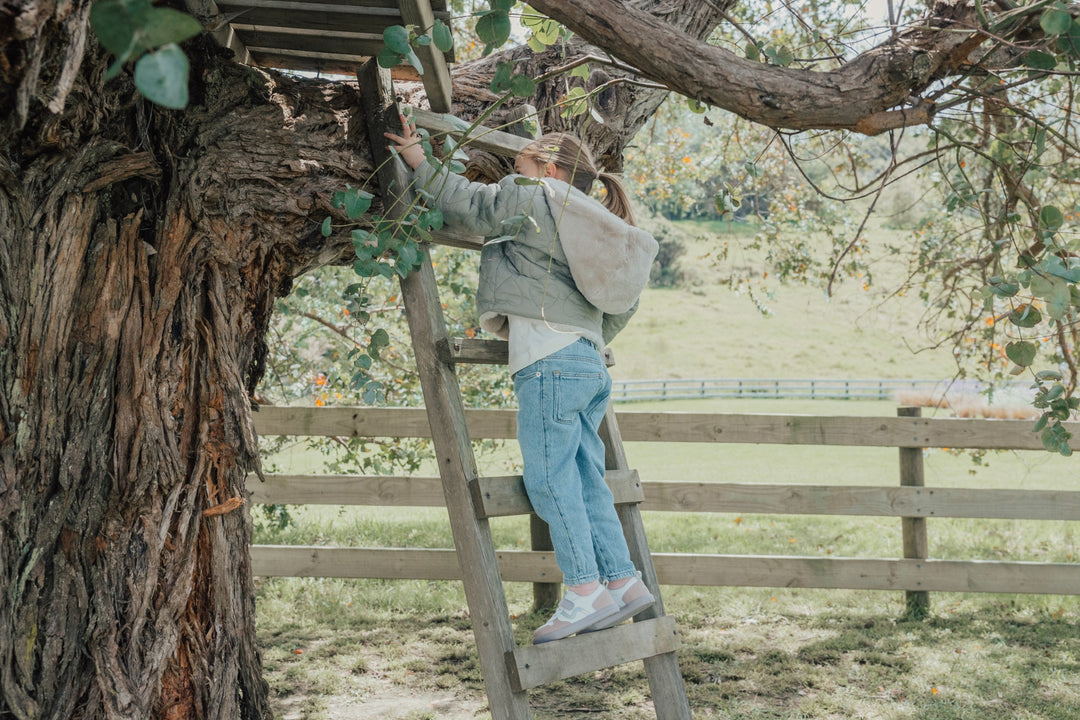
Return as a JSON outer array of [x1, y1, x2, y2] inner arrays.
[[517, 132, 636, 225]]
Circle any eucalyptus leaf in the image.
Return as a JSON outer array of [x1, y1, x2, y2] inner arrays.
[[511, 74, 537, 98], [405, 48, 424, 76], [134, 44, 189, 108], [490, 61, 513, 92], [433, 19, 454, 52], [138, 7, 202, 50], [383, 25, 412, 55], [745, 41, 760, 61], [1040, 205, 1064, 230], [1008, 304, 1043, 328], [475, 11, 511, 50], [377, 46, 403, 69], [1023, 50, 1057, 70], [424, 207, 444, 231], [568, 64, 590, 79], [1040, 6, 1073, 35], [1005, 340, 1037, 367], [415, 34, 431, 46], [686, 98, 707, 113], [90, 0, 135, 56], [514, 177, 544, 185], [344, 189, 374, 219], [321, 216, 333, 237]]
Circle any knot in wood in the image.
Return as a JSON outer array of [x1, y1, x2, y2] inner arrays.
[[759, 94, 781, 110]]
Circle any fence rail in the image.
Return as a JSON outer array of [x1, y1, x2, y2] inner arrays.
[[609, 377, 1031, 402], [251, 407, 1080, 607]]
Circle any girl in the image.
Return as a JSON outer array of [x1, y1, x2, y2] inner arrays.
[[386, 119, 658, 644]]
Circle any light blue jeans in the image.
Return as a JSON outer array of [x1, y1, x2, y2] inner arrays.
[[513, 338, 637, 586]]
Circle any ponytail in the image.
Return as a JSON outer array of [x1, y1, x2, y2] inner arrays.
[[597, 172, 635, 226], [519, 132, 637, 225]]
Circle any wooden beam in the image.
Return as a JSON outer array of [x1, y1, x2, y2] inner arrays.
[[247, 474, 1080, 522], [411, 107, 532, 157], [398, 0, 454, 113], [436, 337, 509, 365], [214, 0, 450, 34], [249, 546, 1080, 595], [183, 0, 252, 64], [505, 617, 681, 692], [251, 406, 1080, 451]]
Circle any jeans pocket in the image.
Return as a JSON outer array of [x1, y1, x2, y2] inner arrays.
[[553, 370, 604, 425]]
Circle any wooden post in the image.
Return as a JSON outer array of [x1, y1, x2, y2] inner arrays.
[[898, 406, 930, 618], [600, 404, 693, 720], [358, 60, 532, 720], [529, 515, 559, 611]]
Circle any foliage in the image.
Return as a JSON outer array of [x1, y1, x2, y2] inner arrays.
[[90, 0, 201, 108]]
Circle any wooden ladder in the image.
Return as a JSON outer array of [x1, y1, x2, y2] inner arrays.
[[359, 61, 692, 720]]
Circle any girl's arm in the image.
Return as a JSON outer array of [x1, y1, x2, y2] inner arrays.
[[386, 118, 542, 238]]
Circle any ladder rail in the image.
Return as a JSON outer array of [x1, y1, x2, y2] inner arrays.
[[359, 60, 532, 720]]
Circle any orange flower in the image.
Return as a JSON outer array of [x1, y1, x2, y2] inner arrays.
[[313, 372, 327, 386], [465, 327, 477, 338]]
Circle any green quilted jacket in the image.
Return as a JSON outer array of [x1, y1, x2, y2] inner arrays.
[[412, 160, 657, 346]]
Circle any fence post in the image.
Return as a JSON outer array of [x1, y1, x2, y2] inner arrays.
[[530, 514, 560, 611], [898, 406, 930, 618]]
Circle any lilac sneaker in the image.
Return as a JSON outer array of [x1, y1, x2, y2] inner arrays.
[[533, 585, 619, 644], [585, 572, 655, 631]]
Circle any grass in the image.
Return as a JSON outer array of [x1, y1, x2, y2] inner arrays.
[[255, 219, 1080, 719]]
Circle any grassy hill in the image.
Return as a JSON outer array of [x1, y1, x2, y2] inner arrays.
[[609, 217, 959, 382]]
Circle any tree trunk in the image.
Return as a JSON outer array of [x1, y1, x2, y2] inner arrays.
[[0, 1, 722, 717], [0, 21, 370, 718]]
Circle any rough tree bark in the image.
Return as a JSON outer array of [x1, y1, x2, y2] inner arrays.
[[0, 19, 371, 720], [0, 1, 726, 717]]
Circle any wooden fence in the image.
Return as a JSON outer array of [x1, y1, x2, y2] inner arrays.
[[250, 406, 1080, 611], [609, 378, 1030, 402]]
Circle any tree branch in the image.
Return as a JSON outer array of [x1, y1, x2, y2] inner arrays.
[[527, 0, 1041, 134]]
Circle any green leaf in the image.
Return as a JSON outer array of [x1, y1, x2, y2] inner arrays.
[[369, 328, 390, 349], [490, 61, 513, 92], [1005, 341, 1037, 367], [351, 228, 374, 253], [774, 45, 794, 66], [1023, 50, 1058, 70], [1034, 413, 1049, 432], [344, 188, 374, 219], [424, 207, 444, 231], [514, 176, 543, 186], [1040, 6, 1073, 35], [1058, 19, 1080, 57], [1008, 304, 1043, 328], [383, 25, 412, 55], [1040, 205, 1064, 230], [510, 74, 536, 98], [321, 216, 333, 237], [90, 0, 136, 56], [433, 19, 454, 52], [568, 64, 590, 80], [396, 241, 417, 270], [715, 183, 742, 216], [744, 161, 763, 178], [377, 46, 403, 69], [331, 190, 346, 209], [134, 45, 189, 108], [104, 53, 130, 81], [138, 7, 202, 50], [745, 41, 760, 61], [527, 35, 547, 52], [686, 98, 707, 114], [475, 11, 511, 51], [560, 86, 588, 118], [1036, 370, 1063, 381], [415, 34, 432, 46], [404, 48, 424, 76], [986, 276, 1020, 297]]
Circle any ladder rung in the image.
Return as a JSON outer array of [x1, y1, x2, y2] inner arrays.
[[438, 337, 508, 365], [505, 615, 681, 692], [439, 337, 616, 367], [474, 469, 644, 518]]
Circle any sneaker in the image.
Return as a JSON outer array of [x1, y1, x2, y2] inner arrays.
[[533, 584, 619, 644], [585, 572, 655, 631]]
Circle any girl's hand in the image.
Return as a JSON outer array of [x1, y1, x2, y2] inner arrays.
[[384, 114, 426, 170]]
